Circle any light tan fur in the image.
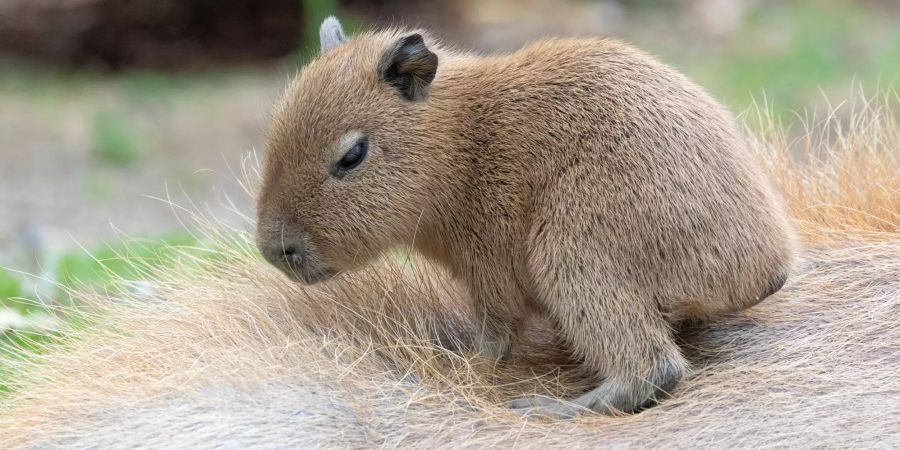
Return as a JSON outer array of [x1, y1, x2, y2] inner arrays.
[[0, 91, 898, 448], [255, 20, 797, 415]]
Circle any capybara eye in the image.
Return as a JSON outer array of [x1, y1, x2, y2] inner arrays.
[[336, 136, 368, 173]]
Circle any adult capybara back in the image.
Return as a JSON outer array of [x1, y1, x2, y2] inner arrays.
[[255, 17, 796, 417]]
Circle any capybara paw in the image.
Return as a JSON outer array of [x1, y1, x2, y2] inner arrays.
[[507, 396, 582, 419], [475, 331, 513, 361]]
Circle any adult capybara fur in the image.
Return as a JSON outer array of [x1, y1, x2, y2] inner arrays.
[[255, 17, 796, 417]]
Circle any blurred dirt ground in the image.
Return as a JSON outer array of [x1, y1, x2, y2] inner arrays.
[[0, 67, 279, 271]]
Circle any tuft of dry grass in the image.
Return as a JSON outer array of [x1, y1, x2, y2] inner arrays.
[[750, 91, 899, 241], [0, 94, 898, 448]]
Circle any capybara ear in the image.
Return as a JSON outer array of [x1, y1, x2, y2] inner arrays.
[[319, 16, 347, 53], [378, 34, 438, 101]]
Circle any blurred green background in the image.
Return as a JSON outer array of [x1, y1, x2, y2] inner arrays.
[[0, 0, 898, 360]]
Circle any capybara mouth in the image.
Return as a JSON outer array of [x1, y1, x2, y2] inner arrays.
[[280, 263, 336, 285]]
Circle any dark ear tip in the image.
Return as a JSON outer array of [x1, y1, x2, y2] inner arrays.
[[378, 32, 439, 101], [401, 33, 425, 45], [397, 33, 432, 62]]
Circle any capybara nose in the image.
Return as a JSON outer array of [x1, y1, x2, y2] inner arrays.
[[281, 244, 300, 260], [260, 240, 306, 271]]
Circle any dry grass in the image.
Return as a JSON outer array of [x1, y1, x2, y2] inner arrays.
[[0, 95, 898, 448], [750, 91, 899, 241]]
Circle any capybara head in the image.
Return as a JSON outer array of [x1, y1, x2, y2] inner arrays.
[[256, 17, 447, 283]]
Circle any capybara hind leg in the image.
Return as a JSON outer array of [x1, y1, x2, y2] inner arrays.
[[474, 325, 514, 361], [472, 303, 531, 361], [509, 283, 687, 418], [509, 351, 685, 418]]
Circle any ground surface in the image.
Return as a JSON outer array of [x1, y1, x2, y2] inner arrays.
[[0, 67, 276, 264]]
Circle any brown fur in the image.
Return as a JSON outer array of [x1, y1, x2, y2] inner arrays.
[[256, 19, 797, 415], [0, 91, 898, 448]]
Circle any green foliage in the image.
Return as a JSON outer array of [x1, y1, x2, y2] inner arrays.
[[56, 232, 200, 292], [0, 268, 22, 301], [640, 1, 900, 114], [91, 109, 142, 166], [0, 268, 48, 316], [0, 268, 49, 394], [119, 71, 180, 102], [0, 326, 66, 394], [0, 268, 41, 316], [1, 232, 207, 396]]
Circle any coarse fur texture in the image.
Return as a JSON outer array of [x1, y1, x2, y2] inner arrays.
[[0, 92, 898, 448], [255, 20, 797, 416]]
